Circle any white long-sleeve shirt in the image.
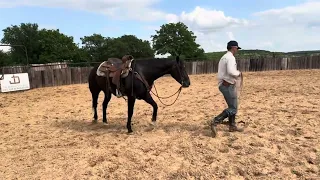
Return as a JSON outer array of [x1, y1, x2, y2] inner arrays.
[[217, 51, 240, 85]]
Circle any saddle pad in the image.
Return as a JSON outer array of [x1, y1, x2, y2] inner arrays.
[[96, 61, 132, 78], [96, 61, 108, 77]]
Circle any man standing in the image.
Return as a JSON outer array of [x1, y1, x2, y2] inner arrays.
[[211, 40, 243, 137]]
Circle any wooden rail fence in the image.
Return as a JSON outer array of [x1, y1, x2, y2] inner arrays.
[[1, 55, 320, 89]]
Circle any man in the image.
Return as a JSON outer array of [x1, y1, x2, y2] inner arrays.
[[211, 40, 243, 137]]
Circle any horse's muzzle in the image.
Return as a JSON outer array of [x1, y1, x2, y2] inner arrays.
[[182, 81, 190, 88]]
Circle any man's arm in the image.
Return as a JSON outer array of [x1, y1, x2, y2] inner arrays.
[[227, 56, 240, 77]]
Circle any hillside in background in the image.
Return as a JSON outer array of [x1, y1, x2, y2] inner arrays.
[[204, 49, 320, 61]]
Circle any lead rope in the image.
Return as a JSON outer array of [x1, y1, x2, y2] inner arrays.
[[237, 72, 243, 107], [237, 72, 246, 125], [150, 83, 183, 106]]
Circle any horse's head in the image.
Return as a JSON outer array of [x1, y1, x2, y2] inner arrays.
[[170, 56, 190, 88]]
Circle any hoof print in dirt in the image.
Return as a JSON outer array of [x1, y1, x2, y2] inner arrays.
[[211, 125, 217, 138]]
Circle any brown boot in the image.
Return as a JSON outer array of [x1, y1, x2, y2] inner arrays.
[[211, 110, 229, 137], [229, 114, 244, 132]]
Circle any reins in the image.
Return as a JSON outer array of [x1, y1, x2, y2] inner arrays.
[[150, 83, 183, 106]]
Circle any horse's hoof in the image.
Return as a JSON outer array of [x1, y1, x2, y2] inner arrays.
[[149, 121, 157, 126], [92, 119, 98, 123], [103, 122, 108, 126]]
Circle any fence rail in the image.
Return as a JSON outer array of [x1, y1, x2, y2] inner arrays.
[[1, 55, 320, 89]]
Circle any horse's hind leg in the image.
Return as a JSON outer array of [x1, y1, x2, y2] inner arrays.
[[102, 91, 112, 125], [90, 89, 100, 123]]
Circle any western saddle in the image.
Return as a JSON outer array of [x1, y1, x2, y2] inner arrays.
[[97, 55, 134, 97]]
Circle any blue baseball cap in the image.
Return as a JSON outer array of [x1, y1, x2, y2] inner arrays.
[[227, 40, 241, 49]]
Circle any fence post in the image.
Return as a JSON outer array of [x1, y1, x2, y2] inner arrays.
[[281, 57, 288, 70]]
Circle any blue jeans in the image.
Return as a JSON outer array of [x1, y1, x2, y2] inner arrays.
[[219, 83, 238, 116]]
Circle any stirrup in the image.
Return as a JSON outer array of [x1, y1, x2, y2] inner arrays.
[[116, 89, 122, 98]]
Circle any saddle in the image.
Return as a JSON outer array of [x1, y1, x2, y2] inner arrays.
[[96, 55, 134, 97]]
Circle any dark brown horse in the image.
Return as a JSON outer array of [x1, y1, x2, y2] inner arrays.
[[88, 56, 190, 133]]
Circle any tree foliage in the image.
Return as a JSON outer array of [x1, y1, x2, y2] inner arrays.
[[1, 23, 40, 65], [2, 22, 320, 66], [38, 29, 78, 63], [80, 34, 155, 62], [1, 23, 78, 65], [80, 33, 109, 62], [0, 23, 155, 66], [151, 22, 205, 59], [0, 51, 11, 66]]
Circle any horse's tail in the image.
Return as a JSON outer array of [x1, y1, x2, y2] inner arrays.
[[88, 65, 100, 91], [0, 67, 4, 80]]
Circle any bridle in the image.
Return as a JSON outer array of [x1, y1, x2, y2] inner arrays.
[[131, 60, 185, 106]]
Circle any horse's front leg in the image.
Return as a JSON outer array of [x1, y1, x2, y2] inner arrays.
[[127, 95, 136, 133], [143, 93, 158, 125]]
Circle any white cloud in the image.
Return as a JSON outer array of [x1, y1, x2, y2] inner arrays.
[[160, 1, 320, 52], [226, 32, 235, 41], [167, 6, 249, 33], [160, 6, 250, 52], [0, 0, 171, 22], [2, 0, 320, 53]]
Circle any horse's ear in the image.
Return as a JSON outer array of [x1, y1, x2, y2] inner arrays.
[[176, 56, 180, 63]]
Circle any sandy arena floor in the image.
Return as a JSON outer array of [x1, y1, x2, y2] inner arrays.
[[0, 69, 320, 179]]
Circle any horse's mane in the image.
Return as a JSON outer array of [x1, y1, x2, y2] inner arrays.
[[135, 57, 173, 62], [134, 57, 176, 67]]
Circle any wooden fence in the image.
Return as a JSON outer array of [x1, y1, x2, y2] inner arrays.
[[1, 55, 320, 89]]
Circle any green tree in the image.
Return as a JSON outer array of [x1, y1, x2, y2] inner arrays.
[[151, 22, 205, 58], [80, 34, 155, 61], [0, 50, 11, 66], [115, 35, 155, 58], [1, 23, 40, 65], [1, 23, 80, 65], [80, 33, 109, 62], [38, 29, 79, 63]]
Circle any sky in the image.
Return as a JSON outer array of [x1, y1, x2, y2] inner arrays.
[[0, 0, 320, 57]]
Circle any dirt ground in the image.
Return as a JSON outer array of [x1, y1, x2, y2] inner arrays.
[[0, 69, 320, 179]]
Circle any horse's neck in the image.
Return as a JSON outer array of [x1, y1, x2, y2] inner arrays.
[[138, 60, 174, 84]]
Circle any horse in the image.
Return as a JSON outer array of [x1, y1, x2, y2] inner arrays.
[[88, 56, 191, 133]]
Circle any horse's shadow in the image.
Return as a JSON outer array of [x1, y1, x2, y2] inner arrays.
[[52, 117, 234, 137], [52, 118, 127, 134]]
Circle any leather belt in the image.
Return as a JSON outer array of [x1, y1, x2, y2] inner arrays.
[[222, 80, 233, 86]]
